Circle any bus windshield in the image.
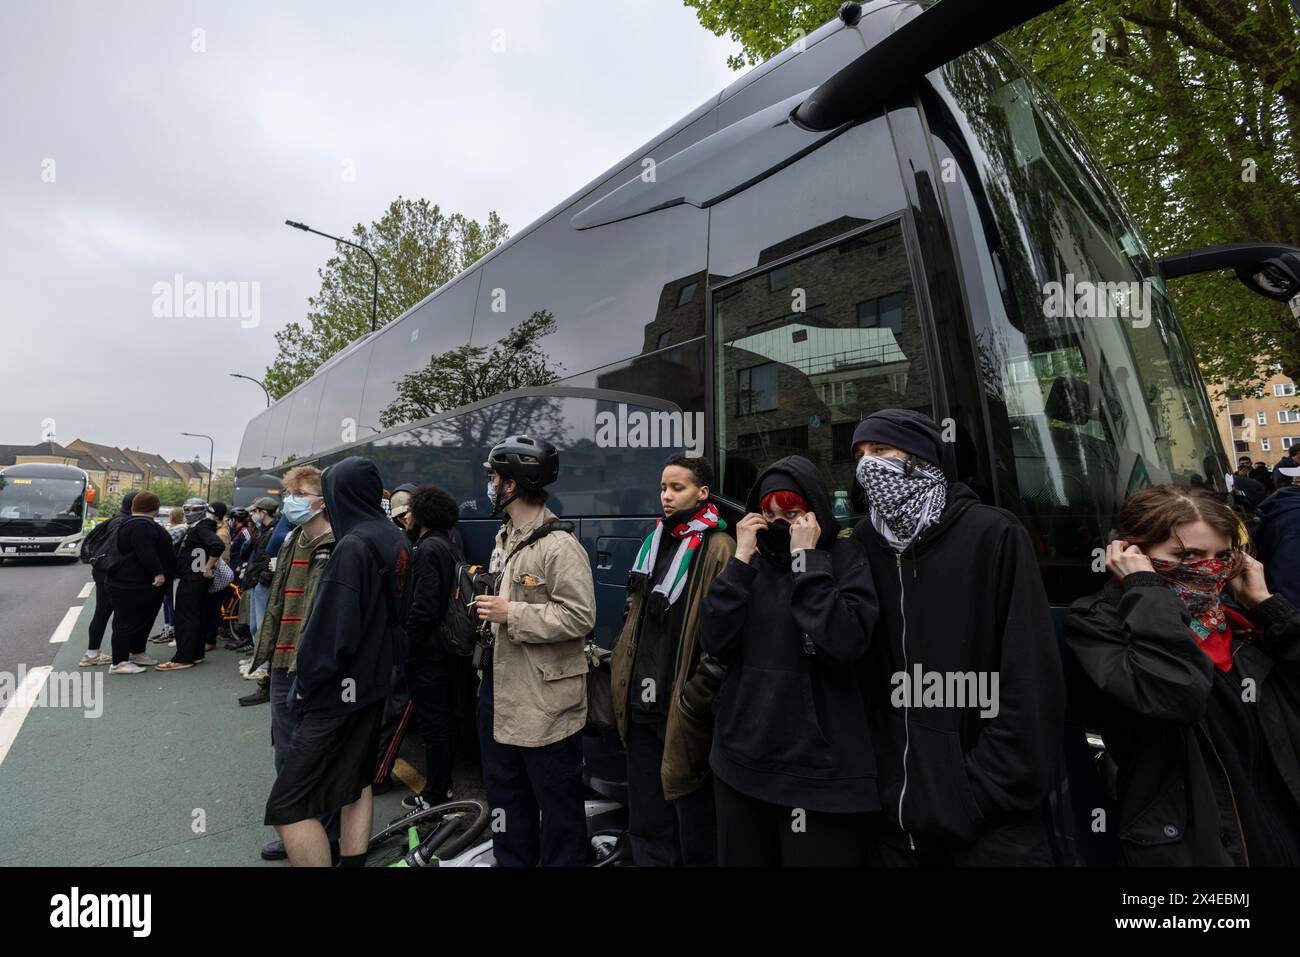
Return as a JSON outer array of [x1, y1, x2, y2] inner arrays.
[[0, 476, 87, 523], [938, 45, 1226, 593]]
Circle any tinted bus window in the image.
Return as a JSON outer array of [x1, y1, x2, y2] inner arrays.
[[311, 345, 372, 458], [237, 407, 273, 474], [281, 376, 324, 464], [359, 274, 480, 432], [261, 393, 294, 470], [469, 203, 708, 379], [708, 116, 907, 281], [932, 46, 1225, 599], [714, 220, 932, 505]]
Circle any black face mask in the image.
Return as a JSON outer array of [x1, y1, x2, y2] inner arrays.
[[760, 518, 792, 559]]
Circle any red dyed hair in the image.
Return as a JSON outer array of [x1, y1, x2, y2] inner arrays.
[[760, 490, 809, 514]]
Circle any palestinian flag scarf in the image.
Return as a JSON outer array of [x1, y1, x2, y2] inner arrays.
[[630, 501, 724, 619]]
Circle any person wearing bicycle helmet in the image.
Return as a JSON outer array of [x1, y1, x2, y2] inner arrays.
[[475, 434, 596, 866]]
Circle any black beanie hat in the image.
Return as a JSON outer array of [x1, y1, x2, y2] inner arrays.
[[757, 470, 802, 503], [850, 409, 945, 466], [209, 501, 228, 519]]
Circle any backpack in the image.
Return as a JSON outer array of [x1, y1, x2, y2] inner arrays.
[[81, 515, 117, 565], [434, 533, 487, 657], [96, 517, 151, 577]]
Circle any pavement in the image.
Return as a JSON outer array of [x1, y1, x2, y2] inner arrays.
[[0, 564, 477, 866]]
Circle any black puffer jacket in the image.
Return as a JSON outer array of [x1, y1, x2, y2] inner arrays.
[[1065, 573, 1300, 866], [698, 455, 879, 814], [855, 482, 1063, 854]]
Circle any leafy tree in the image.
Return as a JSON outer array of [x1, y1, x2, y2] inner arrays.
[[265, 197, 510, 399], [150, 478, 192, 507], [379, 309, 564, 431], [209, 467, 235, 505], [682, 0, 1300, 396]]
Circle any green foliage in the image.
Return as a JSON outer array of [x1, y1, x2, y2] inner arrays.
[[264, 197, 509, 399], [683, 0, 1300, 399], [209, 467, 235, 505], [97, 488, 122, 518], [149, 478, 192, 507]]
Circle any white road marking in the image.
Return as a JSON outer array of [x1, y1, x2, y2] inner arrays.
[[0, 665, 53, 767], [49, 605, 84, 644], [78, 582, 93, 599]]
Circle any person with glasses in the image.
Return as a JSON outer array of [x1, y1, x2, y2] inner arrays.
[[1065, 484, 1300, 865]]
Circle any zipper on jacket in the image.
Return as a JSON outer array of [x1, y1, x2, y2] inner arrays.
[[896, 552, 916, 851], [1199, 721, 1250, 866]]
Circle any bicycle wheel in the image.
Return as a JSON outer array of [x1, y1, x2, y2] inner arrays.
[[366, 799, 489, 868]]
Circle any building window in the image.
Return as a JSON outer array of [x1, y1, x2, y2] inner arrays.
[[1230, 413, 1245, 428], [856, 292, 905, 334], [1262, 438, 1272, 452], [768, 267, 790, 293], [737, 363, 779, 415], [1279, 410, 1300, 424], [676, 283, 697, 307], [656, 331, 671, 350], [1284, 436, 1300, 449], [1275, 383, 1296, 397], [1259, 411, 1268, 425]]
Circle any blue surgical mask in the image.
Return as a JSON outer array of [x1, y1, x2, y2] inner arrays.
[[282, 495, 319, 527]]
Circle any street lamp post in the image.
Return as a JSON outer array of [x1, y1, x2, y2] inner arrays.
[[181, 431, 214, 500], [285, 219, 380, 333], [230, 372, 271, 407]]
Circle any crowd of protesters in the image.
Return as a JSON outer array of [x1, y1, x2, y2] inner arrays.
[[76, 409, 1300, 868]]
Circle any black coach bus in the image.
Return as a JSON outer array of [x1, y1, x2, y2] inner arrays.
[[235, 0, 1300, 863]]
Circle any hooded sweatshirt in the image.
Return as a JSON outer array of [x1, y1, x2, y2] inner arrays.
[[853, 482, 1063, 851], [290, 457, 411, 717], [698, 455, 879, 813], [88, 492, 137, 577], [1256, 486, 1300, 608]]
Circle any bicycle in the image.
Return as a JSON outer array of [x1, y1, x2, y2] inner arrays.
[[366, 799, 490, 867]]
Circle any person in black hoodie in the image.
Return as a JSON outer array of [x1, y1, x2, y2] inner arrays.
[[1256, 466, 1300, 608], [80, 490, 137, 667], [850, 409, 1063, 866], [104, 491, 175, 675], [158, 498, 224, 670], [398, 484, 462, 812], [698, 455, 878, 866], [265, 456, 411, 867], [1065, 484, 1300, 865]]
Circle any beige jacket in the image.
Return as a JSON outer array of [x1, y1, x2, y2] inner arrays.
[[486, 506, 596, 747]]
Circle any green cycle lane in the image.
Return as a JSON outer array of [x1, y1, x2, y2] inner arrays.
[[0, 591, 413, 867]]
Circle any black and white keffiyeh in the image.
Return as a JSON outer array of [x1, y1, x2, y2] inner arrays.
[[856, 454, 947, 552]]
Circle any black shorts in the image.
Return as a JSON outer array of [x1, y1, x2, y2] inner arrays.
[[264, 700, 384, 827]]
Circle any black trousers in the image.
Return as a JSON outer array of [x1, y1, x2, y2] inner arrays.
[[477, 669, 587, 867], [714, 776, 871, 867], [173, 576, 210, 664], [87, 572, 114, 653], [105, 584, 163, 665], [625, 719, 717, 866], [373, 666, 408, 785], [203, 589, 223, 645], [406, 655, 454, 799], [865, 813, 1056, 867]]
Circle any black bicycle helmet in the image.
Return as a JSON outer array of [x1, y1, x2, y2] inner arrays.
[[482, 435, 560, 492], [230, 507, 250, 522]]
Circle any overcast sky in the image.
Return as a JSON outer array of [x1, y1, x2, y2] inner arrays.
[[0, 0, 739, 467]]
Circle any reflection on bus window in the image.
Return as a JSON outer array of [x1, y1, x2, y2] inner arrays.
[[940, 46, 1224, 585], [714, 220, 933, 505]]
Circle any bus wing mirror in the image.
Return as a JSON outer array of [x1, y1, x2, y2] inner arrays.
[[1157, 243, 1300, 304]]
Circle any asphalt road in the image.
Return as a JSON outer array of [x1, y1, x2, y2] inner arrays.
[[0, 556, 95, 707]]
